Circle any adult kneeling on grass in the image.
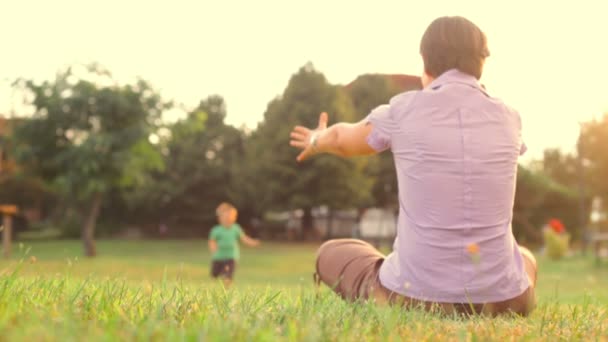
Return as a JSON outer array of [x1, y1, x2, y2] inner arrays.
[[289, 16, 537, 316]]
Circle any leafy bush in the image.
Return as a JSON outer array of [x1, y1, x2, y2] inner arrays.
[[543, 228, 570, 260]]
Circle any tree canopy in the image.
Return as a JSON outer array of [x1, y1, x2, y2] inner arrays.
[[251, 64, 373, 235], [10, 65, 167, 256], [3, 63, 605, 250]]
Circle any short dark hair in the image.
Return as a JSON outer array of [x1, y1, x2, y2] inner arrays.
[[420, 16, 489, 79]]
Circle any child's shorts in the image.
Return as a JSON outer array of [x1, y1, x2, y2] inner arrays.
[[211, 259, 236, 279]]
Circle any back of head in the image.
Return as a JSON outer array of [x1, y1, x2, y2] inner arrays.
[[420, 16, 489, 80]]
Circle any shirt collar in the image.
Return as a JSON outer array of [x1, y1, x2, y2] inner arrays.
[[428, 69, 487, 95]]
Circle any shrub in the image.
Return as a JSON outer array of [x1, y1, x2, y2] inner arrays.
[[543, 228, 570, 260]]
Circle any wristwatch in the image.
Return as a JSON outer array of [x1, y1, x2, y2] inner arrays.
[[310, 132, 319, 152]]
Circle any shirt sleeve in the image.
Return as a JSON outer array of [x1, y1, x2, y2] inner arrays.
[[365, 104, 393, 152], [520, 142, 528, 156], [235, 224, 244, 237], [209, 227, 218, 240]]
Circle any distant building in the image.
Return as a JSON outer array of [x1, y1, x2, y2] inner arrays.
[[358, 208, 397, 239]]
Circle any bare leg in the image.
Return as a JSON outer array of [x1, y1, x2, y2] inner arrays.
[[519, 246, 538, 287]]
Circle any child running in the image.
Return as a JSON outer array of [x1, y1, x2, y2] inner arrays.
[[208, 202, 260, 286]]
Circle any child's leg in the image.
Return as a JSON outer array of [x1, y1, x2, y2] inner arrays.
[[221, 260, 236, 287], [210, 261, 222, 278]]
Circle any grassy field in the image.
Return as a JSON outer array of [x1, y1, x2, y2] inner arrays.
[[0, 240, 607, 341]]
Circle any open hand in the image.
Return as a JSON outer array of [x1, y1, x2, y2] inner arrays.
[[289, 112, 328, 162]]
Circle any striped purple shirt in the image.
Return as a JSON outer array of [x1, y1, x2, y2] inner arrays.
[[366, 69, 529, 303]]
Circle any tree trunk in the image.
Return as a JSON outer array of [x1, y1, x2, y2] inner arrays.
[[301, 207, 314, 241], [82, 193, 103, 257], [326, 208, 334, 240], [576, 142, 589, 254]]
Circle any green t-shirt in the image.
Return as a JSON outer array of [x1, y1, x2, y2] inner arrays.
[[209, 224, 243, 260]]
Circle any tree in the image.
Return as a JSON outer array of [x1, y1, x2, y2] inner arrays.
[[579, 114, 608, 207], [538, 148, 590, 236], [11, 64, 166, 256], [130, 95, 247, 233], [512, 165, 578, 244], [0, 118, 55, 233], [542, 149, 579, 189], [345, 74, 421, 209], [253, 64, 373, 237], [346, 74, 403, 120]]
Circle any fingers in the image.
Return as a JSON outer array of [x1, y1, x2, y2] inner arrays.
[[291, 114, 327, 162], [290, 131, 307, 141], [290, 140, 307, 149], [318, 112, 328, 130], [290, 129, 308, 150], [293, 126, 309, 134]]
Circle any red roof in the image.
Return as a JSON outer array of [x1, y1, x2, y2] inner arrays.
[[345, 74, 422, 91], [385, 74, 422, 91]]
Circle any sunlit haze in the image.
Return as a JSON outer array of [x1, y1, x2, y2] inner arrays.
[[2, 0, 607, 160]]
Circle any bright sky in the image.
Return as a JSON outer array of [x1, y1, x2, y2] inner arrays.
[[1, 0, 607, 160]]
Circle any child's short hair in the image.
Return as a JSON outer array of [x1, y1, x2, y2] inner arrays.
[[216, 202, 237, 216]]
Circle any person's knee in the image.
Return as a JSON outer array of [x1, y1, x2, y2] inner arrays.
[[316, 239, 373, 267], [315, 239, 354, 286], [316, 240, 341, 270]]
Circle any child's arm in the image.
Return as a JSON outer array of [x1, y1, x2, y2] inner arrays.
[[209, 228, 218, 253], [240, 233, 260, 247], [208, 239, 218, 253]]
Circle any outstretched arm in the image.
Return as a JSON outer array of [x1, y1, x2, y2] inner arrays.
[[240, 234, 260, 247], [289, 112, 378, 162]]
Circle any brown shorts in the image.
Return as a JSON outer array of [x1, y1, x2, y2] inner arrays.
[[211, 259, 236, 279], [314, 239, 537, 316]]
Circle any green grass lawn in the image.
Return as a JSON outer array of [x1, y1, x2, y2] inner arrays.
[[1, 240, 607, 341]]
